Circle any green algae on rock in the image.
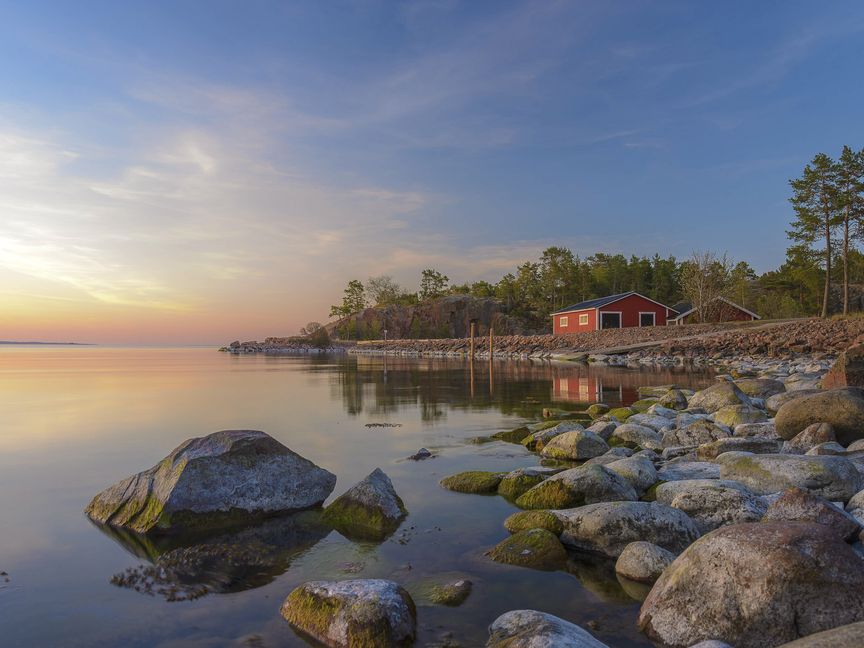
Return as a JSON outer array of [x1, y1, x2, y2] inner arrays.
[[503, 510, 564, 536], [85, 430, 336, 535], [281, 579, 416, 648], [497, 468, 551, 500], [323, 468, 407, 540], [607, 406, 637, 421], [439, 471, 503, 494], [486, 529, 568, 570], [428, 579, 473, 606]]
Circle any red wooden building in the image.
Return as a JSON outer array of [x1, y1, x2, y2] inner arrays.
[[668, 296, 760, 325], [551, 292, 677, 335]]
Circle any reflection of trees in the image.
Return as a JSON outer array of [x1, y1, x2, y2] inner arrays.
[[93, 511, 330, 601], [319, 354, 711, 421]]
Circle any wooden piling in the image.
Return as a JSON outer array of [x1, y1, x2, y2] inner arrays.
[[469, 321, 476, 358]]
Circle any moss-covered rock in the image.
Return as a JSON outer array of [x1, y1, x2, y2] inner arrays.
[[491, 426, 532, 444], [632, 398, 660, 412], [608, 406, 638, 422], [503, 510, 564, 535], [497, 469, 548, 500], [281, 579, 416, 647], [587, 403, 611, 418], [521, 422, 583, 451], [323, 468, 406, 540], [540, 430, 609, 460], [515, 465, 637, 510], [428, 579, 473, 606], [439, 471, 503, 494], [713, 404, 767, 428], [486, 529, 567, 570]]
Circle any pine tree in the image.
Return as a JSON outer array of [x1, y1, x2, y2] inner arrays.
[[788, 153, 840, 318], [836, 146, 864, 314]]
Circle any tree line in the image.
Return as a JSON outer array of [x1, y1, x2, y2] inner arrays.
[[318, 144, 864, 339]]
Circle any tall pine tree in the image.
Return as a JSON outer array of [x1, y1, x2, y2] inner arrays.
[[788, 153, 840, 318], [836, 146, 864, 314]]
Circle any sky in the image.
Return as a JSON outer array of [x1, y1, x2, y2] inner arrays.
[[1, 1, 863, 344]]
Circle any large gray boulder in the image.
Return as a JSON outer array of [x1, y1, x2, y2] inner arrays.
[[627, 413, 673, 432], [610, 423, 663, 451], [323, 468, 406, 540], [281, 579, 416, 647], [85, 430, 336, 534], [734, 378, 786, 399], [775, 388, 864, 445], [689, 382, 751, 413], [614, 541, 675, 583], [696, 437, 780, 461], [655, 479, 766, 533], [657, 461, 721, 481], [783, 423, 837, 455], [487, 610, 609, 647], [776, 621, 864, 647], [541, 430, 609, 460], [515, 464, 637, 510], [663, 420, 730, 448], [605, 456, 657, 493], [765, 389, 819, 414], [712, 404, 767, 428], [555, 501, 700, 557], [719, 454, 861, 500], [638, 522, 864, 648], [522, 422, 583, 451]]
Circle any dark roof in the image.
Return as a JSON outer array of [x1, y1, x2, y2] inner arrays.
[[552, 292, 636, 315], [670, 301, 691, 314]]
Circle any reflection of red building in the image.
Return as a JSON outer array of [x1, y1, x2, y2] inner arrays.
[[551, 368, 641, 405]]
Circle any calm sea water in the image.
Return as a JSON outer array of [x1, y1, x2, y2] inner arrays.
[[0, 347, 715, 647]]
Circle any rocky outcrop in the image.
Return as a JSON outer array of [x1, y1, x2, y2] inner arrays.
[[85, 430, 336, 534], [281, 579, 416, 647], [638, 522, 864, 648], [487, 610, 610, 647], [322, 468, 406, 540]]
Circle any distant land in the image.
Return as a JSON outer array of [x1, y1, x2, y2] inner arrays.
[[0, 341, 91, 345]]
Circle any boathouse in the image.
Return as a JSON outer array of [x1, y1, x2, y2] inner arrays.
[[551, 292, 677, 334], [668, 296, 760, 325]]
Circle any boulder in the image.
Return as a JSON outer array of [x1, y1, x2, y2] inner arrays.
[[783, 423, 837, 454], [712, 404, 767, 428], [762, 487, 861, 541], [487, 610, 609, 647], [821, 342, 864, 389], [440, 471, 503, 494], [540, 430, 609, 460], [607, 406, 637, 421], [638, 522, 864, 648], [428, 579, 472, 607], [688, 382, 751, 413], [627, 413, 673, 432], [658, 389, 690, 410], [734, 378, 786, 399], [555, 501, 700, 557], [610, 423, 663, 451], [497, 467, 554, 500], [655, 480, 766, 533], [585, 420, 618, 441], [765, 389, 819, 414], [605, 456, 657, 493], [775, 388, 864, 445], [486, 528, 568, 570], [614, 541, 675, 584], [784, 373, 822, 392], [522, 422, 584, 451], [646, 404, 679, 419], [719, 454, 862, 500], [586, 403, 610, 418], [657, 461, 720, 482], [696, 437, 780, 461], [504, 510, 563, 536], [85, 430, 337, 534], [663, 420, 730, 448], [515, 465, 637, 510], [805, 441, 847, 455], [281, 579, 416, 647], [733, 421, 780, 439], [775, 621, 864, 647], [323, 468, 406, 540]]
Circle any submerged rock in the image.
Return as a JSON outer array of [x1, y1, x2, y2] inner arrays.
[[638, 522, 864, 648], [486, 529, 567, 570], [85, 430, 336, 534], [487, 610, 609, 647], [440, 471, 503, 494], [719, 453, 861, 500], [556, 501, 700, 557], [281, 579, 416, 648], [428, 579, 472, 606], [515, 464, 637, 510], [323, 468, 406, 540], [614, 541, 675, 584]]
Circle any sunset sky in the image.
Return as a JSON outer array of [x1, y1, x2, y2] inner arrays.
[[2, 1, 863, 344]]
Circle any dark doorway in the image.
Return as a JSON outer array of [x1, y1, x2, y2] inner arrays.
[[640, 312, 656, 327], [600, 312, 621, 329]]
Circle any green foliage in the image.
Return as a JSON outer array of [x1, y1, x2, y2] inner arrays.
[[419, 268, 449, 300]]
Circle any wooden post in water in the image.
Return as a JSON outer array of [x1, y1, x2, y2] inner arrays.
[[489, 326, 494, 357], [469, 321, 476, 359]]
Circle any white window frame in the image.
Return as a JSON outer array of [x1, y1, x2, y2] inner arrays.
[[559, 316, 568, 327], [599, 311, 622, 329], [638, 311, 656, 327], [578, 313, 589, 326]]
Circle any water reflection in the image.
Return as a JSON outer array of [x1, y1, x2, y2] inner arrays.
[[94, 511, 330, 601]]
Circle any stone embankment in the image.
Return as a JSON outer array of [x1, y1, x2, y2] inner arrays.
[[219, 338, 352, 354]]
